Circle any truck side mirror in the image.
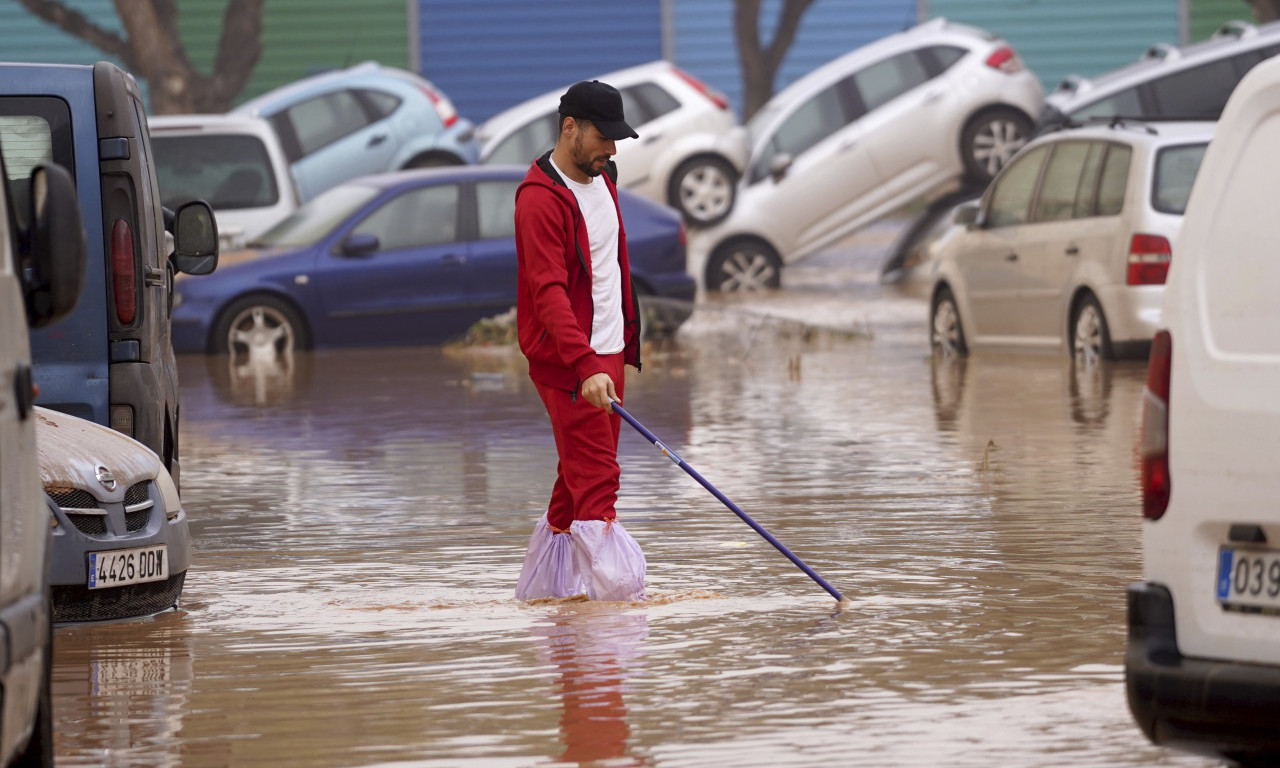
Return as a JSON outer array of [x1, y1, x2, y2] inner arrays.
[[24, 163, 85, 328], [171, 200, 219, 276]]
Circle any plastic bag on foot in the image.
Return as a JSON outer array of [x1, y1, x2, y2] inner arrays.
[[515, 515, 584, 600], [570, 519, 646, 601]]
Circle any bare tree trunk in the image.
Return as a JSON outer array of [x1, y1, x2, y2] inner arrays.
[[734, 0, 818, 122], [15, 0, 264, 114], [1245, 0, 1280, 22]]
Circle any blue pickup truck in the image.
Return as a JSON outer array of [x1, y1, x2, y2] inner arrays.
[[0, 61, 218, 488]]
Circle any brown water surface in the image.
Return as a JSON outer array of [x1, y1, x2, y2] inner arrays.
[[51, 243, 1219, 767]]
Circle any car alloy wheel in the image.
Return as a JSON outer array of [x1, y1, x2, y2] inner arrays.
[[214, 295, 310, 363], [962, 108, 1032, 183], [930, 288, 967, 356], [1072, 295, 1112, 365], [671, 156, 736, 226], [707, 241, 780, 292]]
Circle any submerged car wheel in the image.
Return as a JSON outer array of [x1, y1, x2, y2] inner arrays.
[[930, 287, 968, 357], [213, 295, 311, 362], [669, 156, 736, 227], [1072, 294, 1112, 364], [706, 240, 781, 292], [961, 108, 1032, 183]]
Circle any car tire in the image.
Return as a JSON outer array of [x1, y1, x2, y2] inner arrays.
[[1072, 293, 1112, 364], [212, 295, 311, 362], [930, 287, 968, 357], [706, 239, 781, 293], [960, 108, 1033, 184], [404, 152, 462, 169], [669, 156, 737, 227]]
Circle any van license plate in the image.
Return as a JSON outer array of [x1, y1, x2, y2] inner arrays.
[[88, 545, 169, 590], [1216, 547, 1280, 611]]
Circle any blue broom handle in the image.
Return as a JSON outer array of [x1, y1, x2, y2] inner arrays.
[[611, 402, 845, 602]]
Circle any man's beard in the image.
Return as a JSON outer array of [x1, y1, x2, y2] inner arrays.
[[573, 132, 608, 178]]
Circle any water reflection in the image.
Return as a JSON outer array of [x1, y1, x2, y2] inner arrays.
[[532, 606, 650, 766]]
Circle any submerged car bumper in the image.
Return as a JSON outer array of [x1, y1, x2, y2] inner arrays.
[[1126, 581, 1280, 763]]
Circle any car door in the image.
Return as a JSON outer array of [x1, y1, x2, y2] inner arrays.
[[855, 47, 956, 196], [748, 76, 880, 255], [313, 182, 474, 346], [1015, 141, 1129, 343], [278, 89, 397, 201], [957, 144, 1049, 339], [466, 177, 520, 318]]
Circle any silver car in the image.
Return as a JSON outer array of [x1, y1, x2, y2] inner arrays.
[[927, 120, 1215, 362], [478, 60, 748, 227], [38, 407, 190, 623], [689, 18, 1044, 292], [1039, 19, 1280, 132]]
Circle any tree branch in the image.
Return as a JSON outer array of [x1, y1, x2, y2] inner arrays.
[[14, 0, 135, 67]]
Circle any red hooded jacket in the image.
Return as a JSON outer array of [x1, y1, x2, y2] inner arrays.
[[515, 151, 641, 394]]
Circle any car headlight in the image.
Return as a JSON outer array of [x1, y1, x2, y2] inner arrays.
[[155, 466, 182, 521]]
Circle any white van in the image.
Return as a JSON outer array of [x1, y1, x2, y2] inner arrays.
[[1128, 54, 1280, 764]]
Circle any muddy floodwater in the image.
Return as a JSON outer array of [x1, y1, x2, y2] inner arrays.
[[50, 237, 1221, 767]]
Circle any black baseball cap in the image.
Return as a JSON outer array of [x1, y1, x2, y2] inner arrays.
[[558, 80, 639, 140]]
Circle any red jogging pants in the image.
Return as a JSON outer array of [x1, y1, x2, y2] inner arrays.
[[535, 352, 626, 532]]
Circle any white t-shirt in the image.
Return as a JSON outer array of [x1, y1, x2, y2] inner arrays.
[[550, 156, 624, 355]]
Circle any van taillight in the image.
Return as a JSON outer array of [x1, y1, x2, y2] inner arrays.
[[673, 67, 730, 110], [1127, 234, 1172, 285], [111, 218, 136, 324], [419, 85, 458, 128], [985, 47, 1023, 74], [1141, 330, 1172, 520]]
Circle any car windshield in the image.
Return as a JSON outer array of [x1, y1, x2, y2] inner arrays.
[[249, 184, 379, 247], [1152, 142, 1208, 214], [152, 134, 281, 210]]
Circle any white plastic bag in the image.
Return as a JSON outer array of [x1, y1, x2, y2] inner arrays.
[[570, 519, 646, 601], [515, 515, 584, 600]]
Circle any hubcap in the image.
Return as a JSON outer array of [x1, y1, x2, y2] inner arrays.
[[228, 305, 295, 365], [932, 299, 962, 355], [717, 249, 776, 292], [972, 120, 1027, 177], [1074, 304, 1103, 365], [679, 164, 732, 223]]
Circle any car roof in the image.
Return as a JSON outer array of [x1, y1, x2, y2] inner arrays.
[[343, 164, 528, 191], [148, 113, 276, 135], [1030, 119, 1217, 149], [1047, 19, 1280, 104], [478, 60, 679, 142], [760, 18, 996, 111], [232, 61, 410, 116]]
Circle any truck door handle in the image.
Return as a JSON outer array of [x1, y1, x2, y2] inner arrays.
[[441, 253, 466, 265], [1005, 253, 1018, 262], [1065, 245, 1079, 256], [367, 134, 388, 148]]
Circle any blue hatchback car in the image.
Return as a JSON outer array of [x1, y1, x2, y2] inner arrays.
[[171, 166, 695, 360], [232, 62, 479, 203]]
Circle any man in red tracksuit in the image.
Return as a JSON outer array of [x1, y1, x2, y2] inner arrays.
[[513, 80, 646, 602]]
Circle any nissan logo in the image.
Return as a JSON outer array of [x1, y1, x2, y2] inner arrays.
[[96, 465, 118, 491]]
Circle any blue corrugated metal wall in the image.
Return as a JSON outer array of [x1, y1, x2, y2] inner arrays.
[[419, 1, 663, 124], [924, 0, 1181, 94], [673, 0, 918, 120]]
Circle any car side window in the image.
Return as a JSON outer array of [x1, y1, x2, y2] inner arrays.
[[985, 144, 1048, 228], [751, 82, 855, 182], [289, 90, 372, 157], [358, 89, 401, 120], [1148, 58, 1237, 118], [622, 82, 680, 125], [476, 180, 518, 240], [352, 184, 459, 252], [921, 45, 967, 75], [853, 51, 930, 112], [488, 112, 558, 166], [1070, 87, 1143, 122], [0, 97, 74, 225], [1096, 145, 1131, 216], [1072, 142, 1107, 218], [1033, 141, 1091, 223]]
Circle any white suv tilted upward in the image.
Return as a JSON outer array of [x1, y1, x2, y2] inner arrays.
[[1128, 53, 1280, 765]]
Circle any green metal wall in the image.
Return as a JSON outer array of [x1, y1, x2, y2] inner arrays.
[[1190, 0, 1254, 40]]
